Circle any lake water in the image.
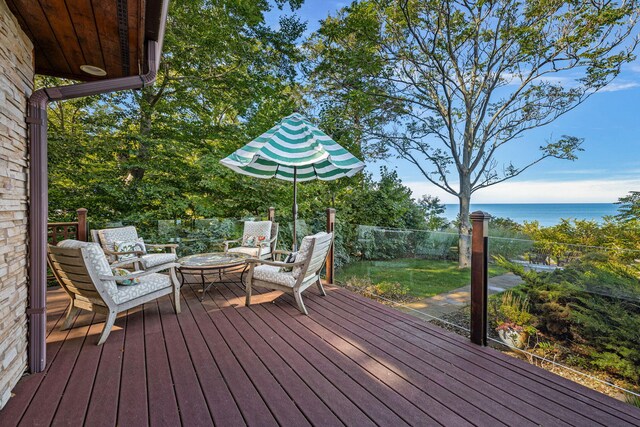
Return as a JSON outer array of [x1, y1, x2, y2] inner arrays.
[[443, 203, 619, 227]]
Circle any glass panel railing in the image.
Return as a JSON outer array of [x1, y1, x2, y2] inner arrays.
[[335, 225, 470, 332], [81, 216, 640, 401], [487, 236, 640, 400], [274, 210, 329, 252], [89, 217, 248, 257]]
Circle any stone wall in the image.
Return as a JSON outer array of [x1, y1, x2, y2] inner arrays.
[[0, 0, 33, 410]]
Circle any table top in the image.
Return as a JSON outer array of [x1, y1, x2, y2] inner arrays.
[[178, 252, 250, 269]]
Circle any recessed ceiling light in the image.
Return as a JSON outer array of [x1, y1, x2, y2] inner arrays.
[[80, 65, 107, 76]]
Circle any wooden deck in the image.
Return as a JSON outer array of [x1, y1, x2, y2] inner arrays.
[[2, 279, 639, 427]]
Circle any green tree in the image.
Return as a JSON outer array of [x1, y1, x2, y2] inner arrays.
[[615, 191, 640, 223], [308, 0, 639, 267], [342, 167, 428, 229], [417, 195, 448, 230], [46, 0, 307, 222]]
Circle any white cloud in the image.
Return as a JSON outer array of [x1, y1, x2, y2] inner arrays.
[[544, 168, 608, 175], [406, 178, 640, 203], [598, 81, 640, 92]]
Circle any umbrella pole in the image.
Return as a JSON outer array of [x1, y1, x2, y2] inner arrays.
[[293, 166, 298, 251]]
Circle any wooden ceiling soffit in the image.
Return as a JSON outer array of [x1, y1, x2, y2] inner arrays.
[[6, 0, 145, 81]]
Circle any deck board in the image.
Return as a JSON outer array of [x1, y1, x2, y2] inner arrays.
[[172, 290, 245, 426], [84, 313, 126, 427], [2, 281, 639, 427], [18, 311, 96, 426], [0, 295, 68, 426], [330, 290, 617, 425], [215, 291, 343, 426], [158, 296, 213, 426], [335, 289, 640, 426], [116, 307, 148, 427], [143, 299, 181, 426]]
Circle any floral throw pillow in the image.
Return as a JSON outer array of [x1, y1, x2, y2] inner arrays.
[[114, 238, 146, 261], [242, 235, 267, 247], [111, 267, 141, 286]]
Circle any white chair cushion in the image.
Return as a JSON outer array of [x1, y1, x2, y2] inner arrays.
[[141, 252, 178, 268], [228, 246, 271, 258], [293, 232, 328, 279], [112, 273, 172, 304], [98, 226, 139, 252], [252, 265, 296, 288], [57, 240, 118, 297]]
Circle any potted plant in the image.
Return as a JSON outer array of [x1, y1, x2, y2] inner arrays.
[[496, 322, 535, 349], [494, 291, 537, 349]]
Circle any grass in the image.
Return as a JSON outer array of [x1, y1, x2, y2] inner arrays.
[[337, 258, 509, 299]]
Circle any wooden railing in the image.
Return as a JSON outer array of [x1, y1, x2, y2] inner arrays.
[[326, 208, 335, 285], [470, 211, 490, 346], [47, 208, 88, 245]]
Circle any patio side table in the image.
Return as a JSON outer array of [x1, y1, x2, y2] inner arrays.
[[178, 252, 250, 301]]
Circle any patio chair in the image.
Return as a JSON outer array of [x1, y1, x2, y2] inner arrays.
[[48, 240, 181, 345], [91, 226, 178, 269], [224, 220, 278, 260], [245, 232, 333, 315]]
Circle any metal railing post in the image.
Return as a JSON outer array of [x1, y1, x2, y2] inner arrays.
[[326, 208, 336, 284], [470, 211, 490, 346], [267, 207, 275, 222]]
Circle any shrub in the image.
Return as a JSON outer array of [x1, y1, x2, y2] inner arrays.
[[341, 276, 411, 302], [498, 254, 640, 384], [491, 290, 537, 336]]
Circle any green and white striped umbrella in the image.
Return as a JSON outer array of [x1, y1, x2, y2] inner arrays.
[[220, 113, 364, 181], [220, 112, 364, 248]]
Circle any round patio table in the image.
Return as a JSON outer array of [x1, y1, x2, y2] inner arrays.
[[178, 252, 250, 301]]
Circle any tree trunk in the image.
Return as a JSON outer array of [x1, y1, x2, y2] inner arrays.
[[458, 180, 472, 268]]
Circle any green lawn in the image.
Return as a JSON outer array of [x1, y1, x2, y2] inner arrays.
[[337, 258, 508, 299]]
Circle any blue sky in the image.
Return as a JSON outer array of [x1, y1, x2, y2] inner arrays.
[[266, 1, 640, 204]]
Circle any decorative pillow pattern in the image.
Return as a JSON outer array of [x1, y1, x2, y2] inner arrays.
[[114, 238, 146, 261], [242, 234, 257, 247], [242, 234, 267, 247], [241, 221, 271, 247], [111, 267, 141, 286]]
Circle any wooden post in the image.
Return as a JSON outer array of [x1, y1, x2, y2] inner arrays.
[[326, 208, 336, 285], [267, 207, 275, 222], [470, 211, 490, 346], [76, 208, 88, 242]]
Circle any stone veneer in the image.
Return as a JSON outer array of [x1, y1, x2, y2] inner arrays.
[[0, 0, 33, 410]]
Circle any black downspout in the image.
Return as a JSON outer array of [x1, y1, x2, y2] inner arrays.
[[26, 40, 159, 373]]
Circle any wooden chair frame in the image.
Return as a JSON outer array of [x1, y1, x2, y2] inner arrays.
[[90, 228, 178, 267], [48, 245, 181, 345], [224, 222, 279, 260], [245, 233, 333, 314]]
